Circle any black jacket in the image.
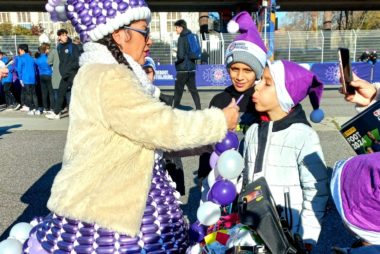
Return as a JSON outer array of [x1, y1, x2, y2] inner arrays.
[[175, 28, 196, 71], [57, 37, 80, 81]]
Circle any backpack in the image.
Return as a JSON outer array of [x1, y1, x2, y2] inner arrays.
[[186, 33, 201, 60], [238, 177, 300, 254]]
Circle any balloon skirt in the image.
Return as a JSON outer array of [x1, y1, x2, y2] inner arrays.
[[23, 158, 189, 254]]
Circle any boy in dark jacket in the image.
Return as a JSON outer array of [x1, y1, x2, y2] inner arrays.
[[46, 29, 80, 119]]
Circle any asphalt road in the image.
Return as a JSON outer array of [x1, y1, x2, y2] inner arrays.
[[0, 89, 358, 253]]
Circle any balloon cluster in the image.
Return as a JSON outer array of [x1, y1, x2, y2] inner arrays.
[[0, 222, 34, 253], [45, 0, 68, 22], [45, 0, 150, 43], [194, 131, 244, 230]]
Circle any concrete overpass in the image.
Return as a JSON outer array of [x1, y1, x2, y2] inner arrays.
[[0, 0, 380, 12]]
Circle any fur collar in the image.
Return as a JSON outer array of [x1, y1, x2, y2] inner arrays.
[[80, 42, 159, 98]]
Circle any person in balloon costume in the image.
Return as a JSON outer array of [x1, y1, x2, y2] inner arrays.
[[198, 11, 265, 201], [0, 0, 242, 253], [241, 60, 330, 251]]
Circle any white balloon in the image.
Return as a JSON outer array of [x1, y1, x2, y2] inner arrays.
[[217, 150, 244, 180], [55, 5, 66, 14], [196, 201, 221, 226], [0, 239, 23, 254], [207, 168, 219, 188], [9, 222, 33, 243], [45, 3, 55, 12]]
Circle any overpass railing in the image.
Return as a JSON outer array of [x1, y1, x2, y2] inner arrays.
[[1, 30, 379, 64], [149, 29, 380, 65]]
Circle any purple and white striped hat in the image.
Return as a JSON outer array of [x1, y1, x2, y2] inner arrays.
[[45, 0, 151, 43], [267, 60, 325, 123], [331, 152, 380, 245]]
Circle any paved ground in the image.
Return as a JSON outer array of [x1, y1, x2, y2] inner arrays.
[[0, 89, 358, 253]]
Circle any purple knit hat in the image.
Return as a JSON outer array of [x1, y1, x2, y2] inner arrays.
[[225, 11, 267, 80], [331, 153, 380, 244], [45, 0, 151, 43], [268, 60, 324, 123]]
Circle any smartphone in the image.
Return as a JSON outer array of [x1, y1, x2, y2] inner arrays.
[[338, 48, 355, 95]]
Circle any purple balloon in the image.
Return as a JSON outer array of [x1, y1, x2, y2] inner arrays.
[[106, 8, 116, 17], [89, 1, 98, 8], [209, 151, 219, 169], [215, 131, 239, 155], [103, 0, 112, 9], [57, 241, 74, 252], [117, 1, 129, 11], [119, 245, 141, 253], [92, 6, 102, 16], [81, 15, 92, 25], [189, 221, 207, 243], [96, 15, 106, 25], [129, 0, 138, 6], [210, 179, 237, 206], [74, 2, 84, 12]]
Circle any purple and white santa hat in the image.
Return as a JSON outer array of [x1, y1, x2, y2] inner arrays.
[[225, 11, 267, 80], [268, 60, 325, 123], [45, 0, 151, 43], [331, 153, 380, 245]]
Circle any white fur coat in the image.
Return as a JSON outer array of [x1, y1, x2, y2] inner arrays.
[[47, 43, 228, 236]]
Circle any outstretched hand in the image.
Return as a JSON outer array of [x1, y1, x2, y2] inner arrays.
[[340, 73, 377, 106], [222, 98, 240, 131]]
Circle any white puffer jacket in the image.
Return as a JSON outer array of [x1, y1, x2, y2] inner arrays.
[[241, 105, 329, 244]]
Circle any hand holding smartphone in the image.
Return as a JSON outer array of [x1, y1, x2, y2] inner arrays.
[[338, 48, 356, 95]]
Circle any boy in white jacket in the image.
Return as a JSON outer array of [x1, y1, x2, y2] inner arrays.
[[242, 60, 329, 251]]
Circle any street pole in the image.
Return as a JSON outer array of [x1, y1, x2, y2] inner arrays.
[[263, 0, 268, 47]]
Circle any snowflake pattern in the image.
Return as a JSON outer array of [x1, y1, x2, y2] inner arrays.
[[324, 64, 358, 84], [202, 66, 231, 86]]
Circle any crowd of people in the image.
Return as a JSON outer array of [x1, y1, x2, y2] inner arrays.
[[0, 30, 82, 119], [358, 49, 378, 64], [0, 0, 379, 253]]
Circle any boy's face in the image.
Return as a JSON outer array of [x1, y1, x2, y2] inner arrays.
[[252, 67, 282, 113], [58, 33, 68, 44], [228, 62, 256, 93], [144, 67, 155, 82]]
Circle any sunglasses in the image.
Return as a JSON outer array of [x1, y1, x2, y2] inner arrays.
[[123, 26, 150, 41]]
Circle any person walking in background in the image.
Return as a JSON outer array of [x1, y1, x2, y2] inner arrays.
[[172, 19, 201, 110], [16, 44, 39, 115], [48, 41, 62, 108], [46, 29, 80, 120], [35, 43, 54, 113]]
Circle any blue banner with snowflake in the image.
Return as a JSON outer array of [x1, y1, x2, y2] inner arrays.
[[196, 64, 232, 86], [311, 62, 372, 85]]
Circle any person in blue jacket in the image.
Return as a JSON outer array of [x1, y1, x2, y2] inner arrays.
[[16, 44, 39, 115], [35, 43, 54, 113], [1, 58, 18, 110]]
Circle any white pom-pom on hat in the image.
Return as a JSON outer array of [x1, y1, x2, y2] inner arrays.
[[227, 20, 239, 34]]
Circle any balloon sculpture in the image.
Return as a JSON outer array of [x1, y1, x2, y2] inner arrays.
[[191, 95, 257, 252], [195, 129, 244, 227], [0, 222, 34, 254]]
